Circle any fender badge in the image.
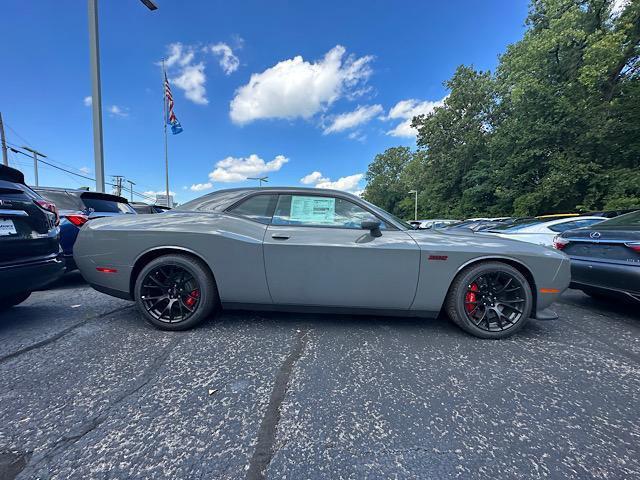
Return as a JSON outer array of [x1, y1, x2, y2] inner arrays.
[[428, 255, 448, 261]]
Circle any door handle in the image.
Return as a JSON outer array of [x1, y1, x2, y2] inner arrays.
[[271, 234, 290, 240]]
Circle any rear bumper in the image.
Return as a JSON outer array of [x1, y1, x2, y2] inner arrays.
[[569, 258, 640, 298], [0, 254, 65, 297]]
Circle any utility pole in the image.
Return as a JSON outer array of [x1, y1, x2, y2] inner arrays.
[[126, 179, 136, 202], [22, 146, 46, 187], [0, 112, 8, 166], [111, 175, 124, 196]]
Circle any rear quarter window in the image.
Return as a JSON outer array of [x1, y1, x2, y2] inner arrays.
[[226, 194, 278, 224]]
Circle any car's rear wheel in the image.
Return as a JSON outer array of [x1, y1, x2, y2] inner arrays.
[[445, 262, 533, 339], [134, 254, 218, 330], [0, 291, 31, 311]]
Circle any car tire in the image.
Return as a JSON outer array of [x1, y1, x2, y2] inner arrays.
[[0, 291, 32, 311], [134, 254, 218, 331], [445, 262, 533, 339]]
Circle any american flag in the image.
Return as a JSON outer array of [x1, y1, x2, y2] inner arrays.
[[164, 73, 183, 135]]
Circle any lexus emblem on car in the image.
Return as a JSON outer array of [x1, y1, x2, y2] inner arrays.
[[590, 232, 601, 239]]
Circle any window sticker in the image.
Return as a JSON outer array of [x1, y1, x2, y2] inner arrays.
[[289, 196, 336, 224]]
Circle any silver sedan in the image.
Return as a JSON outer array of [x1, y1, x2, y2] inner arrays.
[[73, 187, 570, 339]]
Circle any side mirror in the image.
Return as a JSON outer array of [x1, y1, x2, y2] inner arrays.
[[361, 219, 382, 237]]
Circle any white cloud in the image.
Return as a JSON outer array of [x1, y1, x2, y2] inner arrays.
[[347, 131, 366, 142], [299, 171, 364, 193], [79, 166, 90, 175], [300, 171, 329, 185], [83, 96, 92, 107], [190, 182, 213, 192], [385, 98, 445, 138], [230, 45, 374, 125], [172, 63, 208, 105], [144, 190, 177, 197], [164, 43, 195, 68], [611, 0, 630, 15], [209, 42, 240, 75], [108, 105, 129, 117], [209, 154, 289, 183], [323, 104, 382, 134]]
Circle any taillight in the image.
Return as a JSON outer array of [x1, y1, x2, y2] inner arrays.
[[35, 199, 60, 226], [65, 214, 89, 227], [625, 242, 640, 253], [553, 236, 570, 250]]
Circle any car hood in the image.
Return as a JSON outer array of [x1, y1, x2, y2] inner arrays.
[[407, 229, 566, 260]]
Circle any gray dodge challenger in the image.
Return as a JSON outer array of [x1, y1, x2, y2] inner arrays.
[[74, 187, 570, 338]]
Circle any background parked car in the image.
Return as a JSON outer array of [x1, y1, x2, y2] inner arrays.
[[442, 219, 509, 232], [34, 187, 136, 271], [0, 165, 64, 309], [130, 202, 171, 214], [485, 216, 605, 247], [408, 219, 458, 229], [555, 210, 640, 302]]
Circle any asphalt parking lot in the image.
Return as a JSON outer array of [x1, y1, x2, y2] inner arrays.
[[0, 274, 638, 480]]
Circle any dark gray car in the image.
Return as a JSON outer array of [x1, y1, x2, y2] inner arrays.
[[73, 187, 570, 339], [556, 210, 640, 302]]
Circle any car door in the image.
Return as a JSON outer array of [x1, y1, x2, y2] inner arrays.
[[263, 193, 420, 309]]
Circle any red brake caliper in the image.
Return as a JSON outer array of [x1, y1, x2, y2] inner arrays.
[[465, 283, 479, 313], [185, 289, 200, 308]]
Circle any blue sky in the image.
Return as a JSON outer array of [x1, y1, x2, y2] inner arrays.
[[1, 0, 528, 204]]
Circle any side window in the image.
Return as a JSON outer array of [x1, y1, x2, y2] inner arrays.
[[227, 194, 277, 224], [272, 195, 386, 229]]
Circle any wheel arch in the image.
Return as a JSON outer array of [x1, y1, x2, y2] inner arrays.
[[130, 246, 217, 299], [451, 256, 538, 315]]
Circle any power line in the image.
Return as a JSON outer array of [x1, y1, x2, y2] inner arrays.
[[8, 146, 157, 202]]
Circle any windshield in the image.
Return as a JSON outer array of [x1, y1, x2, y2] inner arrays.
[[596, 210, 640, 228], [489, 219, 543, 232], [82, 197, 136, 214], [358, 198, 413, 229]]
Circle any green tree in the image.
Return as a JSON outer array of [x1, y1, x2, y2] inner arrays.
[[362, 146, 415, 217], [366, 0, 640, 218]]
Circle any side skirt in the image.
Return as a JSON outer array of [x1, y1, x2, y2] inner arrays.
[[221, 302, 440, 318]]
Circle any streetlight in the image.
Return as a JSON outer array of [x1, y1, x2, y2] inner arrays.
[[87, 0, 158, 192], [248, 176, 269, 187], [408, 190, 418, 221]]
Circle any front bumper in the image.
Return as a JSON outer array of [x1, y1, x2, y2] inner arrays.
[[0, 253, 65, 297]]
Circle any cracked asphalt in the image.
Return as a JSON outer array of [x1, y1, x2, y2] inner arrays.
[[0, 272, 638, 480]]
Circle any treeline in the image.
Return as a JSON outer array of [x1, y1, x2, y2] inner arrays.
[[363, 0, 640, 219]]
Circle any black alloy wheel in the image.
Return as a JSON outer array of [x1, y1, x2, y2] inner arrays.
[[134, 254, 218, 330], [140, 265, 201, 323], [463, 271, 526, 332], [446, 262, 533, 339]]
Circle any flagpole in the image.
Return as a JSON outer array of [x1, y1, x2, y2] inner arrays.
[[162, 59, 170, 207]]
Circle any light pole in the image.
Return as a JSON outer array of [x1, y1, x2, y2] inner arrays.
[[248, 176, 269, 187], [408, 190, 418, 221], [22, 146, 46, 187], [87, 0, 158, 193]]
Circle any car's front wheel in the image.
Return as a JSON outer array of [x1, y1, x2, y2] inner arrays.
[[445, 262, 533, 339], [134, 254, 218, 330], [0, 291, 32, 311]]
